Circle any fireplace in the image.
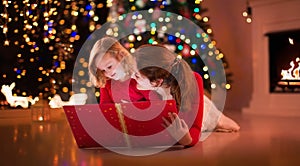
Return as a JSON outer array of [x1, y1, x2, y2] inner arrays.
[[242, 0, 300, 117], [268, 29, 300, 93]]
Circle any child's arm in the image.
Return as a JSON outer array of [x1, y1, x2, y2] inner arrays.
[[99, 84, 113, 104]]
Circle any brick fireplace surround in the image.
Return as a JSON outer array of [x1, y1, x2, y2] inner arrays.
[[243, 0, 300, 117]]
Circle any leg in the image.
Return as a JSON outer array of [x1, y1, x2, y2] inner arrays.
[[202, 95, 240, 132], [215, 113, 240, 132]]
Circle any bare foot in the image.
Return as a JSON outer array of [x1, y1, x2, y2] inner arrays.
[[215, 114, 240, 132]]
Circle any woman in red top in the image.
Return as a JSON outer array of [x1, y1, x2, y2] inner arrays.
[[131, 44, 203, 146]]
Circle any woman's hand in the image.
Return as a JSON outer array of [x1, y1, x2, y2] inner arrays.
[[162, 112, 192, 146]]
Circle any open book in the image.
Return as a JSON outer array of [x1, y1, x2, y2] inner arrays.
[[63, 100, 178, 148]]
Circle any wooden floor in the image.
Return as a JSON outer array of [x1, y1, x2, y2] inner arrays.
[[0, 106, 300, 166]]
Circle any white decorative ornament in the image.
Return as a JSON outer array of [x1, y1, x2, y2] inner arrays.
[[49, 93, 88, 108], [1, 82, 39, 108]]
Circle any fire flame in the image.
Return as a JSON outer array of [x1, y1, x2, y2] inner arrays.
[[281, 57, 300, 80]]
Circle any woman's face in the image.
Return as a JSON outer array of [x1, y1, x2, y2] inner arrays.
[[131, 71, 157, 90], [96, 53, 126, 81]]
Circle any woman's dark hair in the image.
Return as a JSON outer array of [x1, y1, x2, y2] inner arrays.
[[133, 44, 199, 112]]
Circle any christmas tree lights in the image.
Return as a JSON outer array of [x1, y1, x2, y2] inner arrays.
[[0, 0, 232, 103], [0, 0, 109, 101], [106, 0, 233, 92]]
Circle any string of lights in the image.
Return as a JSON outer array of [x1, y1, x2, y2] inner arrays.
[[242, 0, 252, 24]]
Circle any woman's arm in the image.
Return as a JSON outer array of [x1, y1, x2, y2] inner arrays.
[[186, 72, 204, 146], [161, 72, 204, 146], [162, 112, 193, 146]]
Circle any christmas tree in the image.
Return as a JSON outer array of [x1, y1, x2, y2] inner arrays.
[[0, 0, 109, 102]]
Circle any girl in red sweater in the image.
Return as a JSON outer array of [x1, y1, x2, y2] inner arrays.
[[88, 36, 160, 103]]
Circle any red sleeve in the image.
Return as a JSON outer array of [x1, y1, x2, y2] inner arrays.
[[187, 72, 204, 146], [129, 79, 161, 102], [99, 80, 113, 104], [99, 79, 161, 104]]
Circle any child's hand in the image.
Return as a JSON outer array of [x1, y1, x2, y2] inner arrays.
[[162, 112, 192, 145]]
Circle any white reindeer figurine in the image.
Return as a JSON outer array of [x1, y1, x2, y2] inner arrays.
[[49, 93, 88, 108], [1, 82, 39, 108]]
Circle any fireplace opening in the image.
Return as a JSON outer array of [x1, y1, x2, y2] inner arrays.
[[268, 29, 300, 93]]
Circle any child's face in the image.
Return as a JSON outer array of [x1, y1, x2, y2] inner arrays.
[[131, 71, 157, 90], [96, 53, 126, 81]]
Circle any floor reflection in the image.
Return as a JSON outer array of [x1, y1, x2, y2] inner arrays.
[[1, 109, 300, 166], [0, 113, 105, 166]]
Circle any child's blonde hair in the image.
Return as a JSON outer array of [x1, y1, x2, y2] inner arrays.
[[88, 36, 134, 88]]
